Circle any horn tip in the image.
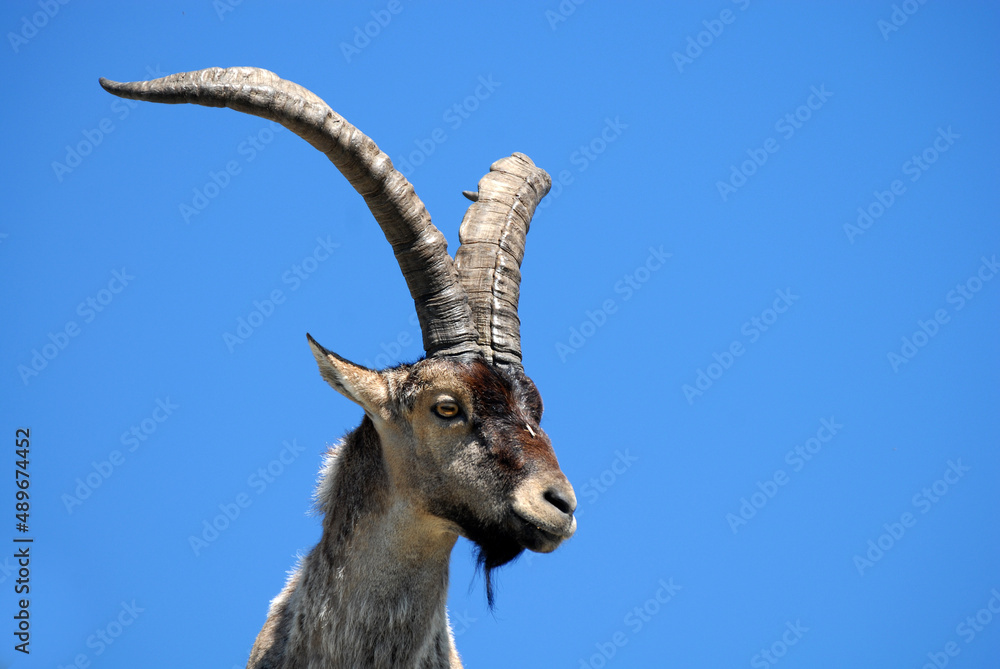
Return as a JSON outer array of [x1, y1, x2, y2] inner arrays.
[[462, 190, 479, 202]]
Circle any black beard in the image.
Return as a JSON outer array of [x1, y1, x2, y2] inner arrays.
[[429, 501, 524, 608], [470, 530, 524, 609]]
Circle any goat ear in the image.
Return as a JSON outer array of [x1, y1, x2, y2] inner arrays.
[[307, 334, 389, 415]]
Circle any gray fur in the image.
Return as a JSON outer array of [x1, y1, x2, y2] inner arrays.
[[249, 418, 460, 668]]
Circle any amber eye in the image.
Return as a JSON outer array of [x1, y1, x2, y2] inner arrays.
[[433, 402, 461, 419]]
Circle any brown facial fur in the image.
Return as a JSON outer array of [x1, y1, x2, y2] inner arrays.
[[362, 356, 576, 574], [396, 358, 573, 604], [315, 348, 578, 578]]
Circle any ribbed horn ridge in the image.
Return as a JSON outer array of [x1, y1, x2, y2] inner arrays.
[[454, 153, 551, 368], [99, 67, 479, 359]]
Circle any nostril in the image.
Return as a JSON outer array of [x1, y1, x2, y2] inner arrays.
[[544, 487, 575, 516]]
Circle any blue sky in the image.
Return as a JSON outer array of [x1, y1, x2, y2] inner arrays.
[[3, 1, 999, 667]]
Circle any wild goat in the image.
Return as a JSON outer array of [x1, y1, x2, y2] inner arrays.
[[100, 67, 576, 668]]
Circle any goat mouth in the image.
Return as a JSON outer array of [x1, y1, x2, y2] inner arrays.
[[512, 512, 574, 553]]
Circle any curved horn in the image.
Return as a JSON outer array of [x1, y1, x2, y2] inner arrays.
[[454, 153, 551, 368], [99, 67, 479, 359]]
